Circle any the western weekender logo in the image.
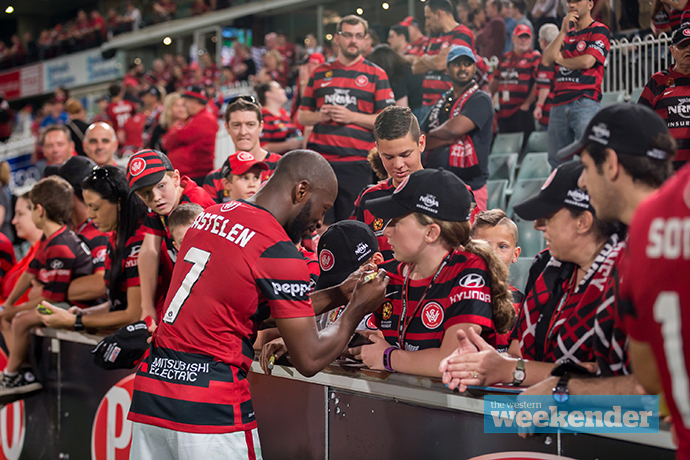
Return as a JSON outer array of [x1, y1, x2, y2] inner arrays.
[[484, 395, 659, 434]]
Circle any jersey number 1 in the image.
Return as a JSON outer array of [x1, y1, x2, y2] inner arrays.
[[163, 247, 211, 324], [654, 291, 690, 428]]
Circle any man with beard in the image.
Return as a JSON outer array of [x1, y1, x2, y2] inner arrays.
[[639, 23, 690, 170], [424, 45, 494, 210], [128, 150, 389, 459], [298, 15, 395, 223]]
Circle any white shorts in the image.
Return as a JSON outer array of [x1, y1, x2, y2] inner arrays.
[[130, 422, 262, 460]]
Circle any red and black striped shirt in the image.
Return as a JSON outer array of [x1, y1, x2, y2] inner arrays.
[[494, 49, 541, 119], [422, 25, 474, 107], [372, 250, 497, 351], [351, 178, 396, 261], [535, 61, 555, 126], [202, 152, 282, 204], [638, 67, 690, 164], [300, 56, 395, 161], [0, 232, 15, 285], [27, 225, 94, 302], [129, 201, 315, 433], [406, 35, 430, 57], [553, 22, 609, 106], [260, 107, 300, 146], [76, 219, 110, 273]]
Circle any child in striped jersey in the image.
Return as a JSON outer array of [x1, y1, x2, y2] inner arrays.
[[351, 169, 515, 377]]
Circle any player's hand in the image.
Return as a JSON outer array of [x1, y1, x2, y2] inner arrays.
[[318, 106, 333, 123], [144, 316, 157, 343], [337, 263, 378, 301], [38, 301, 75, 329], [519, 102, 531, 112], [351, 334, 388, 370], [440, 328, 511, 392], [349, 269, 389, 317], [259, 338, 288, 375], [561, 11, 578, 34], [516, 376, 559, 438], [533, 105, 543, 120]]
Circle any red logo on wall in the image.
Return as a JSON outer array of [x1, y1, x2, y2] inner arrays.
[[576, 41, 586, 51], [91, 374, 135, 460], [0, 350, 25, 460]]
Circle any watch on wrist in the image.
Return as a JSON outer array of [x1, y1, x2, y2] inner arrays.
[[512, 357, 526, 386], [74, 313, 84, 332], [382, 347, 398, 373], [552, 373, 571, 403]]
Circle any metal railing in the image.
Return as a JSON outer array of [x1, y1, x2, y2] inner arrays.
[[603, 33, 673, 95]]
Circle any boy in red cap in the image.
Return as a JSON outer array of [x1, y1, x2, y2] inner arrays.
[[126, 149, 215, 326], [221, 151, 269, 201]]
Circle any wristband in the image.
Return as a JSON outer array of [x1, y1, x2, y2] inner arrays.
[[74, 313, 84, 332], [383, 346, 398, 372], [536, 103, 544, 108]]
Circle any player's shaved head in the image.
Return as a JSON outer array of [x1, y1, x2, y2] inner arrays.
[[270, 149, 337, 194]]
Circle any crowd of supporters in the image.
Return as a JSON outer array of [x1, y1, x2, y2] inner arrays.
[[0, 0, 689, 457]]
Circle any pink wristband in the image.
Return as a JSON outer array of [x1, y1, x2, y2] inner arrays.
[[383, 347, 398, 372]]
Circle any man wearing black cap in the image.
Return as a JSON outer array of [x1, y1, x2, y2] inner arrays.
[[57, 156, 109, 303], [425, 45, 494, 210], [161, 86, 218, 185], [639, 23, 690, 170], [519, 103, 674, 397], [141, 85, 164, 149]]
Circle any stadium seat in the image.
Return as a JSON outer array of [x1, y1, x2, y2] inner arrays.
[[600, 91, 626, 107], [488, 153, 518, 184], [506, 178, 544, 217], [508, 258, 533, 293], [514, 218, 545, 259], [629, 87, 643, 103], [516, 153, 552, 181], [486, 179, 508, 210], [491, 132, 524, 155], [524, 131, 549, 155]]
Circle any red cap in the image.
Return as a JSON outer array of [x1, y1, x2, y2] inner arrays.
[[221, 151, 269, 177], [513, 24, 533, 37], [308, 52, 325, 64], [126, 149, 174, 193], [399, 16, 419, 27]]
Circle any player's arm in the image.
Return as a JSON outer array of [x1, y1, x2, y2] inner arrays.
[[2, 271, 34, 308], [327, 108, 378, 129], [262, 138, 303, 154], [629, 338, 663, 395], [297, 109, 331, 126], [521, 374, 643, 396], [138, 233, 162, 323], [67, 272, 106, 301], [275, 271, 388, 377], [555, 53, 597, 70], [415, 47, 451, 73], [541, 21, 567, 67], [520, 83, 538, 111]]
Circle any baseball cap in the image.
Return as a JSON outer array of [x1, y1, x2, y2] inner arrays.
[[513, 161, 594, 221], [315, 220, 379, 291], [221, 151, 269, 178], [447, 45, 477, 65], [557, 103, 673, 161], [126, 149, 174, 193], [182, 85, 208, 104], [367, 169, 474, 222], [297, 52, 326, 66], [672, 23, 690, 46], [140, 85, 161, 100], [513, 24, 532, 37], [57, 156, 97, 200], [399, 16, 421, 28], [92, 321, 149, 370]]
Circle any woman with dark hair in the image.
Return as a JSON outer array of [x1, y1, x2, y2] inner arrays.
[[351, 169, 515, 377], [440, 161, 624, 391], [367, 44, 423, 112], [39, 165, 151, 330]]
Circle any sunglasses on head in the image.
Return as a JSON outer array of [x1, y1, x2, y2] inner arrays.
[[228, 95, 259, 106], [91, 166, 118, 190]]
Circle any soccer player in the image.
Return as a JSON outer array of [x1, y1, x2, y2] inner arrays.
[[352, 106, 424, 261], [298, 14, 395, 222], [623, 163, 690, 458], [128, 150, 388, 459]]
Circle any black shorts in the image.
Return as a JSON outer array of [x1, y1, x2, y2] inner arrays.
[[324, 160, 374, 224]]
